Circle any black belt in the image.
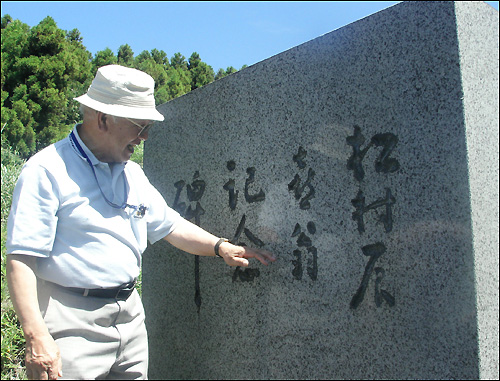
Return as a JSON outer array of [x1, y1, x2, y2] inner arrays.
[[63, 279, 137, 301]]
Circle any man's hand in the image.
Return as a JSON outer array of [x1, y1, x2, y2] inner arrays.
[[25, 334, 62, 380], [218, 242, 276, 267], [164, 218, 277, 266]]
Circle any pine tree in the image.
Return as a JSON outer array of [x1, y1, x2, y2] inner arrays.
[[1, 16, 92, 157], [117, 44, 134, 67], [91, 48, 118, 75], [1, 14, 245, 157], [188, 52, 215, 90]]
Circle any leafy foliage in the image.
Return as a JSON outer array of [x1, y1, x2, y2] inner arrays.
[[1, 14, 246, 160], [117, 44, 135, 67], [2, 16, 93, 157]]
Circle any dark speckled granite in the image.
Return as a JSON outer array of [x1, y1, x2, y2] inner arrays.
[[143, 2, 498, 379]]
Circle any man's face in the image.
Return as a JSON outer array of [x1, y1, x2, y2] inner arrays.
[[104, 116, 153, 163]]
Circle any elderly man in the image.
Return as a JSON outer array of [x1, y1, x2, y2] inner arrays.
[[6, 65, 275, 380]]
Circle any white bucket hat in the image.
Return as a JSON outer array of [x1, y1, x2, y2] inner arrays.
[[74, 64, 164, 121]]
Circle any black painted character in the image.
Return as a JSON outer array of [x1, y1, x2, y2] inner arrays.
[[350, 242, 395, 309], [346, 125, 400, 182]]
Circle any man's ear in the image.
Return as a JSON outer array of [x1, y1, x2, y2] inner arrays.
[[96, 112, 109, 131]]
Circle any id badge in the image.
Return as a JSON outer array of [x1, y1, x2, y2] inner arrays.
[[134, 204, 148, 219]]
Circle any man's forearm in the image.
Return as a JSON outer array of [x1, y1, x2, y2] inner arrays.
[[163, 218, 220, 257], [7, 255, 63, 380], [6, 255, 49, 339], [163, 218, 276, 267]]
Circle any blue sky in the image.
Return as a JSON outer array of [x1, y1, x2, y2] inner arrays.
[[1, 1, 499, 72]]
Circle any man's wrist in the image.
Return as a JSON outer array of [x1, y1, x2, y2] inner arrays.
[[214, 238, 229, 258]]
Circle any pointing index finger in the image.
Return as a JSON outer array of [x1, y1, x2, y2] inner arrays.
[[244, 247, 277, 265]]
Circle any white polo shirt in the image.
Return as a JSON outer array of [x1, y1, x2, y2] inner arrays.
[[7, 125, 181, 288]]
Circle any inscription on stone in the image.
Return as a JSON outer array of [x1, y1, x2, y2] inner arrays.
[[347, 126, 398, 309]]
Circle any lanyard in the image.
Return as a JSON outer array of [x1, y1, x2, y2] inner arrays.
[[69, 131, 147, 218]]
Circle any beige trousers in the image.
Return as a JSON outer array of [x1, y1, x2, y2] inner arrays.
[[37, 280, 148, 380]]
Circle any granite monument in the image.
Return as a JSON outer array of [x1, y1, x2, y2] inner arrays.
[[143, 1, 499, 379]]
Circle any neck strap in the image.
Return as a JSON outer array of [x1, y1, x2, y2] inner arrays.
[[69, 131, 129, 210]]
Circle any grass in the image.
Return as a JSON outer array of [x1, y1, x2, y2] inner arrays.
[[0, 139, 144, 380]]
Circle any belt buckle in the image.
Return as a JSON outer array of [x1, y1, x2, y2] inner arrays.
[[115, 280, 136, 301]]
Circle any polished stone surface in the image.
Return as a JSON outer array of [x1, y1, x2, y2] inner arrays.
[[143, 1, 498, 379]]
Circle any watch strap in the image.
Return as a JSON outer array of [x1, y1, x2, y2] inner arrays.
[[214, 238, 229, 257]]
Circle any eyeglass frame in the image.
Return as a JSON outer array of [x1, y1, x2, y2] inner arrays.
[[125, 117, 154, 137]]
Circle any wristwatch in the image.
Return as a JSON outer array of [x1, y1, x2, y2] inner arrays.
[[214, 238, 229, 258]]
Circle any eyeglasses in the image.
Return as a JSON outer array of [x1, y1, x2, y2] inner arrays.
[[125, 118, 154, 137]]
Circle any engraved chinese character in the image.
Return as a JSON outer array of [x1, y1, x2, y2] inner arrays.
[[172, 171, 207, 312], [346, 125, 400, 181], [231, 214, 265, 248], [288, 146, 315, 210], [223, 160, 238, 210], [173, 171, 206, 225], [223, 160, 266, 282], [291, 222, 317, 281], [350, 242, 395, 309], [351, 188, 396, 234]]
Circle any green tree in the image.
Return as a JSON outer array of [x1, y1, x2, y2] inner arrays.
[[162, 53, 191, 100], [91, 48, 118, 74], [1, 13, 245, 156], [166, 66, 191, 100], [117, 44, 134, 67], [1, 16, 32, 154], [188, 52, 214, 90], [134, 50, 170, 105], [170, 52, 188, 71], [151, 48, 169, 66], [1, 16, 92, 157], [225, 66, 238, 75], [134, 50, 152, 66], [215, 68, 226, 81], [187, 52, 201, 70], [64, 28, 93, 126], [1, 13, 12, 29], [214, 66, 238, 81], [66, 28, 83, 43]]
